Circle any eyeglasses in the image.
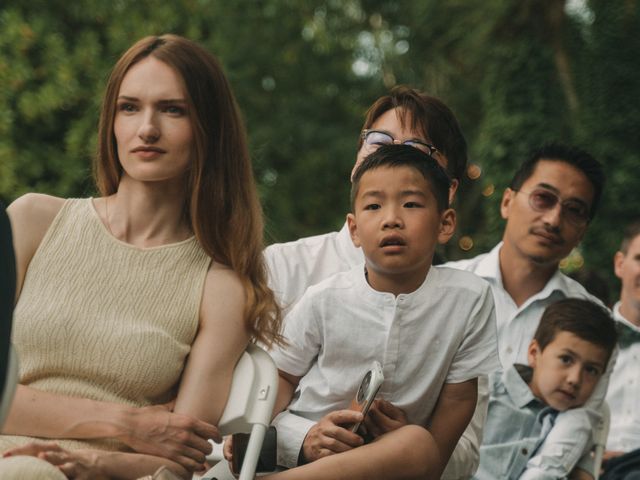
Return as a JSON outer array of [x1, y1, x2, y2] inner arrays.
[[361, 129, 438, 158], [516, 188, 591, 227]]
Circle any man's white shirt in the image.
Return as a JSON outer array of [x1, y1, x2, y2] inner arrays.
[[606, 302, 640, 453]]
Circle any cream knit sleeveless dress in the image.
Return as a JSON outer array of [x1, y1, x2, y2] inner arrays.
[[0, 198, 211, 477]]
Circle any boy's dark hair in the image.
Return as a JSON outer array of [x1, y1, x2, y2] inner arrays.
[[620, 220, 640, 254], [359, 86, 468, 182], [509, 143, 605, 221], [534, 298, 617, 361], [350, 144, 451, 212]]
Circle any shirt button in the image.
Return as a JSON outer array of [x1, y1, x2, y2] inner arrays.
[[521, 448, 528, 455], [506, 347, 513, 354]]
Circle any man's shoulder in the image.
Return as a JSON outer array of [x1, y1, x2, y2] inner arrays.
[[443, 251, 492, 274], [265, 225, 362, 276], [432, 265, 492, 295], [303, 266, 359, 295], [265, 230, 341, 259], [553, 271, 604, 305]]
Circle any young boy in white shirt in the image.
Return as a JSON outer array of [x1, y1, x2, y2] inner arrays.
[[262, 144, 500, 480], [475, 298, 617, 480]]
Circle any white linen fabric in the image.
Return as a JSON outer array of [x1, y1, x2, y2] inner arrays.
[[265, 223, 362, 315], [270, 263, 500, 468]]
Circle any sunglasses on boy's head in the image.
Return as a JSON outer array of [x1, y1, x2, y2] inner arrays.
[[515, 188, 591, 227], [361, 129, 439, 158]]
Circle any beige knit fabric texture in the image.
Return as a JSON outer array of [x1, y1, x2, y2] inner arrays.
[[0, 198, 211, 459]]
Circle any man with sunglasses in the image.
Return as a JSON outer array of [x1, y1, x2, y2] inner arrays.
[[446, 143, 612, 479], [265, 87, 484, 479]]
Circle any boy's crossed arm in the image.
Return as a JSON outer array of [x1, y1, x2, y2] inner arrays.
[[275, 370, 364, 464], [427, 378, 478, 476], [275, 368, 478, 476]]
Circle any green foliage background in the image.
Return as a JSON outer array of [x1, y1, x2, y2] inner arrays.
[[1, 0, 638, 302]]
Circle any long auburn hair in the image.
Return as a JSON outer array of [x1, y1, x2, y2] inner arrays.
[[95, 34, 282, 346]]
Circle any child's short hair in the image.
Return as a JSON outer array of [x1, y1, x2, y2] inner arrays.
[[534, 298, 617, 361], [350, 144, 451, 212]]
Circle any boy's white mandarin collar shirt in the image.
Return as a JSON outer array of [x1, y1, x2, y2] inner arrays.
[[270, 263, 500, 468], [606, 302, 640, 453], [445, 242, 615, 479]]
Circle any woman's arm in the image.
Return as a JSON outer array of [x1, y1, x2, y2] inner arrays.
[[172, 264, 251, 423], [2, 387, 218, 467], [3, 442, 192, 480]]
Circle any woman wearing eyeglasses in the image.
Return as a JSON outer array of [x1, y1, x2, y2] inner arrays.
[[0, 34, 282, 479]]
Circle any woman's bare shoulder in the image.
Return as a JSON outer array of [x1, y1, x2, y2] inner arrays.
[[8, 194, 67, 276], [199, 262, 247, 328], [7, 193, 66, 226], [203, 261, 245, 299]]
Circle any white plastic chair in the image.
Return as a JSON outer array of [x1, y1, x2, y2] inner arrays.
[[592, 401, 610, 480], [199, 343, 278, 480]]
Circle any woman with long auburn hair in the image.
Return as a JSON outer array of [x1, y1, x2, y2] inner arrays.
[[1, 34, 281, 479]]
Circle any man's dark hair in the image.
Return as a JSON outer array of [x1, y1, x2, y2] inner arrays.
[[509, 143, 605, 220], [534, 298, 617, 362], [350, 144, 451, 213], [360, 86, 468, 182], [620, 220, 640, 254]]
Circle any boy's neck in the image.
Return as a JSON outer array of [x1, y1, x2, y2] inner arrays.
[[364, 264, 431, 296]]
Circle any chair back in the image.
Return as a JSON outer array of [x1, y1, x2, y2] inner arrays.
[[200, 343, 278, 480], [217, 343, 278, 436]]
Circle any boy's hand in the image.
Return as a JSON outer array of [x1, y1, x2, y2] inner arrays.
[[363, 399, 409, 438], [301, 410, 364, 463]]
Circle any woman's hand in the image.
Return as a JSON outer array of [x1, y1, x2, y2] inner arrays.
[[3, 442, 109, 479], [117, 401, 220, 469]]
